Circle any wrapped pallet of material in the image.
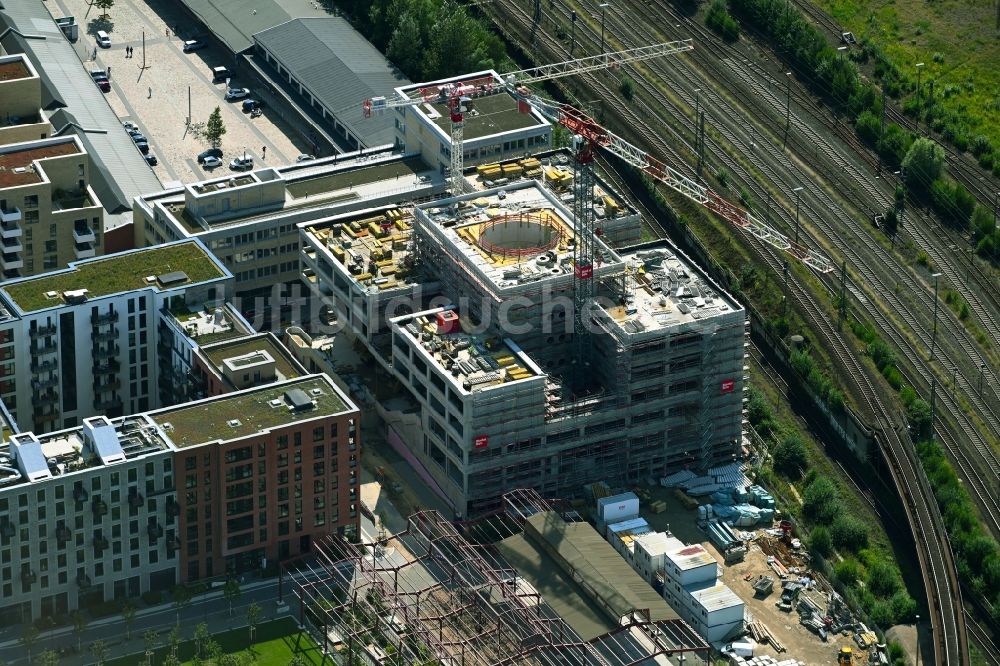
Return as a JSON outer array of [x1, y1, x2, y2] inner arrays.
[[477, 163, 500, 176], [501, 163, 523, 177], [519, 157, 542, 170]]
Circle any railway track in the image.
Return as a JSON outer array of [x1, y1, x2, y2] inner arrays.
[[480, 2, 970, 662]]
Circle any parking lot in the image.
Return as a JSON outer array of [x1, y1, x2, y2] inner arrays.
[[48, 0, 315, 184]]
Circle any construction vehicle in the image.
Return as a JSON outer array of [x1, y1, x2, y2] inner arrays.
[[837, 646, 856, 665]]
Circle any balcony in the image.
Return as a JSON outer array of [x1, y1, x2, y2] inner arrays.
[[73, 226, 96, 244], [93, 535, 109, 551], [73, 486, 89, 503], [74, 242, 96, 260], [91, 498, 108, 519], [1, 253, 23, 271], [30, 359, 57, 373], [0, 222, 21, 239], [33, 409, 58, 424], [56, 525, 71, 544], [51, 189, 94, 212], [30, 323, 57, 338], [36, 390, 59, 406], [21, 570, 36, 586], [94, 310, 118, 325], [30, 341, 57, 356], [0, 207, 21, 224], [92, 344, 119, 360], [92, 326, 118, 342], [2, 238, 22, 254], [93, 377, 121, 392], [92, 359, 120, 375], [147, 523, 163, 539], [0, 520, 14, 539], [94, 397, 122, 411], [76, 573, 92, 588], [128, 492, 144, 509], [32, 376, 58, 391]]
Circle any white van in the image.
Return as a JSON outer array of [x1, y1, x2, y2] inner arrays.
[[96, 30, 111, 48]]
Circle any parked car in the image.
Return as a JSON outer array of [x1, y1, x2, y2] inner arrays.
[[241, 99, 258, 113], [197, 147, 223, 163], [182, 39, 204, 53], [96, 30, 111, 48], [295, 154, 315, 163], [129, 131, 146, 143], [90, 69, 107, 79], [201, 156, 223, 169], [225, 87, 250, 101], [211, 66, 230, 83], [230, 156, 253, 171], [134, 141, 150, 155], [93, 76, 110, 93], [144, 154, 158, 166], [121, 120, 137, 131]]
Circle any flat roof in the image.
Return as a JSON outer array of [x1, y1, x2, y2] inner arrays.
[[395, 310, 540, 394], [686, 581, 744, 613], [1, 240, 225, 313], [496, 532, 617, 641], [666, 544, 718, 571], [598, 244, 741, 336], [150, 375, 351, 448], [200, 333, 303, 381], [287, 157, 425, 199], [0, 57, 31, 81], [524, 511, 679, 623], [399, 74, 546, 141], [0, 139, 78, 187]]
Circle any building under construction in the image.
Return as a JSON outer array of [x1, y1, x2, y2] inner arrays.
[[284, 488, 709, 665], [302, 175, 747, 517]]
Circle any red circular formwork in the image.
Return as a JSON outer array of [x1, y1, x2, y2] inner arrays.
[[476, 212, 563, 260]]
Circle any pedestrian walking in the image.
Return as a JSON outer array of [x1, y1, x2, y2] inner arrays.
[[107, 65, 111, 78], [262, 146, 266, 159], [148, 87, 152, 99]]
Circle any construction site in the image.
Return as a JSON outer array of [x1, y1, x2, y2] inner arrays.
[[284, 488, 710, 665]]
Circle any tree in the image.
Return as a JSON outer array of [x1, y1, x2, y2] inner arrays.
[[854, 109, 880, 146], [172, 584, 192, 627], [143, 629, 160, 666], [247, 601, 262, 647], [20, 624, 39, 663], [808, 525, 832, 558], [619, 76, 635, 101], [705, 0, 740, 42], [168, 625, 182, 659], [90, 639, 110, 666], [902, 137, 945, 191], [386, 11, 424, 78], [802, 475, 840, 525], [71, 610, 88, 652], [93, 0, 115, 19], [206, 638, 223, 664], [205, 107, 227, 149], [36, 650, 58, 666], [830, 514, 869, 552], [772, 434, 808, 479], [288, 656, 308, 666], [907, 398, 933, 438], [163, 655, 181, 666], [195, 622, 211, 659], [224, 576, 242, 616], [122, 603, 137, 641]]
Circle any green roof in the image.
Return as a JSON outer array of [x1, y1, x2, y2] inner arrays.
[[3, 242, 224, 313], [427, 93, 544, 140], [201, 334, 303, 382], [286, 157, 427, 199], [152, 376, 349, 448]]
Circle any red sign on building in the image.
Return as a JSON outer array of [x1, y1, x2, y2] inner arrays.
[[721, 379, 735, 394], [574, 264, 593, 279], [474, 435, 489, 449]]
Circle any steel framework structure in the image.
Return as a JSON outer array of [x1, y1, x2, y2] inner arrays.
[[285, 490, 709, 666]]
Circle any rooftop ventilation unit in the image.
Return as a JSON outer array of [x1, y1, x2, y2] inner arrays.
[[227, 419, 242, 428], [268, 399, 283, 408], [156, 271, 188, 287], [161, 422, 173, 432], [62, 288, 88, 303], [284, 388, 314, 412], [145, 276, 157, 284], [44, 290, 58, 299], [309, 388, 323, 397]]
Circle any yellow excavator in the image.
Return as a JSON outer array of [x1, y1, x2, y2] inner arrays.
[[838, 647, 856, 665]]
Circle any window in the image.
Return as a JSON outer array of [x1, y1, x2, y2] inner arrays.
[[312, 427, 324, 442]]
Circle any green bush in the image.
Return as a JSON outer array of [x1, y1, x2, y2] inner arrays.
[[809, 526, 833, 557], [902, 138, 945, 192], [834, 558, 863, 586], [141, 590, 162, 606], [831, 515, 869, 552], [773, 434, 808, 479], [619, 76, 635, 101], [855, 110, 880, 146], [802, 475, 840, 525], [705, 0, 740, 42]]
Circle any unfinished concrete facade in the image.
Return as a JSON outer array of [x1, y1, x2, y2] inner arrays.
[[304, 175, 747, 517]]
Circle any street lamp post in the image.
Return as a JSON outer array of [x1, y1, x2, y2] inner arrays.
[[979, 363, 987, 397], [915, 615, 920, 666], [915, 62, 925, 132], [930, 272, 942, 359], [599, 3, 610, 54], [793, 186, 803, 246], [952, 366, 958, 398]]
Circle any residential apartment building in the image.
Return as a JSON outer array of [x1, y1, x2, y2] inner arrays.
[[0, 135, 106, 279], [0, 54, 50, 146], [0, 374, 360, 623], [132, 151, 443, 299], [148, 374, 360, 581], [192, 331, 307, 397], [0, 239, 234, 433]]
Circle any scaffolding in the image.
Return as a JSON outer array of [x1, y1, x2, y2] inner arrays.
[[285, 490, 709, 666]]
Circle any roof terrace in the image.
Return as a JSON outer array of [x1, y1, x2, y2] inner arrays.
[[0, 139, 79, 188], [2, 241, 226, 314], [150, 375, 351, 448], [0, 58, 31, 82], [199, 333, 304, 382]]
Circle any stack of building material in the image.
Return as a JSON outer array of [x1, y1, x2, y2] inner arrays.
[[660, 470, 696, 487]]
